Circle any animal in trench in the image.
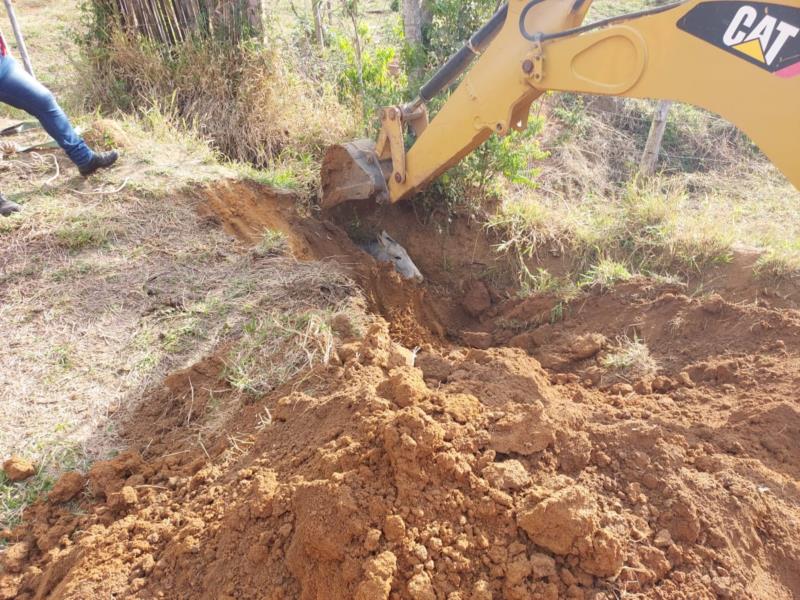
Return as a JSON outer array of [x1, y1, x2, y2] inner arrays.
[[359, 230, 423, 283]]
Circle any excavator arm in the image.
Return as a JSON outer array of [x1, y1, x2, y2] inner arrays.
[[320, 0, 800, 208]]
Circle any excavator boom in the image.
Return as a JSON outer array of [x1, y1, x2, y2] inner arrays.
[[320, 0, 800, 208]]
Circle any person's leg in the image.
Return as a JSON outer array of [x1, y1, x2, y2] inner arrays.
[[0, 57, 94, 168]]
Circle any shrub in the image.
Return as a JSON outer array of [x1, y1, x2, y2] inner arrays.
[[77, 4, 357, 176]]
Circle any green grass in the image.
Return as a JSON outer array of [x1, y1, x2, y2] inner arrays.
[[579, 259, 632, 288], [753, 247, 800, 281], [1, 469, 55, 535], [254, 229, 290, 258], [1, 441, 88, 537], [224, 310, 336, 395], [55, 217, 115, 251]]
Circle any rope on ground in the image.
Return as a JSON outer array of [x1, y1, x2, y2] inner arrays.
[[70, 177, 130, 196], [38, 153, 60, 186]]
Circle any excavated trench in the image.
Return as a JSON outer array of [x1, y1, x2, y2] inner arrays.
[[2, 180, 800, 600]]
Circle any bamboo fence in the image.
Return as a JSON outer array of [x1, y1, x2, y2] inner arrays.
[[93, 0, 265, 45]]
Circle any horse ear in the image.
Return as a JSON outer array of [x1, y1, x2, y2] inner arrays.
[[381, 230, 397, 245]]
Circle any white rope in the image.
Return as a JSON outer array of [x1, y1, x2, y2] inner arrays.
[[70, 177, 130, 196]]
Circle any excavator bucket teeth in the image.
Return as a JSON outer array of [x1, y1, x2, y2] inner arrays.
[[320, 139, 390, 209]]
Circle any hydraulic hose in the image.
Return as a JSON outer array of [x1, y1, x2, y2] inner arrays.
[[418, 3, 509, 104]]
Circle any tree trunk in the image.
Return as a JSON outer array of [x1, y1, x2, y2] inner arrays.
[[245, 0, 265, 41], [312, 0, 325, 45], [639, 100, 673, 178], [402, 0, 429, 44]]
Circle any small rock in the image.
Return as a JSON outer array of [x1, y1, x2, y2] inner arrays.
[[2, 541, 31, 573], [355, 551, 397, 600], [471, 580, 493, 600], [676, 371, 694, 388], [384, 514, 406, 542], [2, 456, 36, 482], [415, 353, 453, 382], [482, 460, 530, 491], [569, 333, 606, 359], [462, 280, 492, 317], [407, 571, 436, 600], [462, 331, 493, 350], [364, 528, 382, 552], [651, 376, 673, 393], [654, 529, 673, 547], [108, 485, 138, 512], [49, 471, 85, 503], [505, 554, 532, 585], [530, 552, 557, 578], [608, 383, 634, 396]]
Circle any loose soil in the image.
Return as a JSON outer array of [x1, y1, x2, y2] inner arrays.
[[2, 181, 799, 600]]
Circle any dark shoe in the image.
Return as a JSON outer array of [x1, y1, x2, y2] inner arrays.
[[79, 150, 119, 177], [0, 194, 21, 216]]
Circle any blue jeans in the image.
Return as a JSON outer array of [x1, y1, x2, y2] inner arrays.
[[0, 56, 94, 168]]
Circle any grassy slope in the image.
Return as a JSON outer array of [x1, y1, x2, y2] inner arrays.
[[0, 1, 359, 533]]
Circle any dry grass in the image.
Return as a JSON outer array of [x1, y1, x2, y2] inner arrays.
[[600, 335, 658, 383], [0, 114, 360, 531], [78, 24, 356, 184]]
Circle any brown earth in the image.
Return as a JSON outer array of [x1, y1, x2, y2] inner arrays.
[[1, 181, 799, 600]]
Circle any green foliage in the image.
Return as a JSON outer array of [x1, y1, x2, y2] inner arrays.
[[55, 217, 114, 251], [331, 29, 407, 131], [423, 0, 497, 67], [254, 229, 290, 258], [579, 259, 632, 288], [467, 116, 548, 193], [419, 116, 549, 219], [552, 94, 589, 139]]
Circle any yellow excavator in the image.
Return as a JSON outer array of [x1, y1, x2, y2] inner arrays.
[[320, 0, 800, 208]]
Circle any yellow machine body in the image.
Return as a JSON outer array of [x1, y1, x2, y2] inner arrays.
[[320, 0, 800, 207]]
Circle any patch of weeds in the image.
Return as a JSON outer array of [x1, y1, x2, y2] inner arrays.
[[50, 344, 75, 370], [160, 315, 203, 353], [518, 267, 559, 298], [517, 266, 581, 302], [253, 228, 289, 258], [1, 468, 55, 533], [645, 271, 686, 287], [494, 317, 533, 333], [753, 248, 800, 281], [0, 212, 24, 234], [487, 198, 553, 259], [0, 261, 42, 286], [225, 310, 335, 395], [579, 259, 631, 288], [1, 442, 89, 535], [550, 301, 565, 324], [600, 335, 658, 382], [50, 260, 97, 282], [55, 217, 115, 251]]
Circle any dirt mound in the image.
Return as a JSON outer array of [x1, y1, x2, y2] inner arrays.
[[2, 182, 800, 599], [3, 287, 800, 599]]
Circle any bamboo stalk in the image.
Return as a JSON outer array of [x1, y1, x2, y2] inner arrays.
[[89, 0, 264, 44]]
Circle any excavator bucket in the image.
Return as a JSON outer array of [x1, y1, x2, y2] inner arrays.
[[319, 139, 390, 210]]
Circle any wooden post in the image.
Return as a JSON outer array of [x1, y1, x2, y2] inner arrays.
[[3, 0, 35, 78], [639, 100, 673, 178]]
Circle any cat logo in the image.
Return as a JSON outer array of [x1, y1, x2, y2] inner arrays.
[[678, 1, 800, 78]]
